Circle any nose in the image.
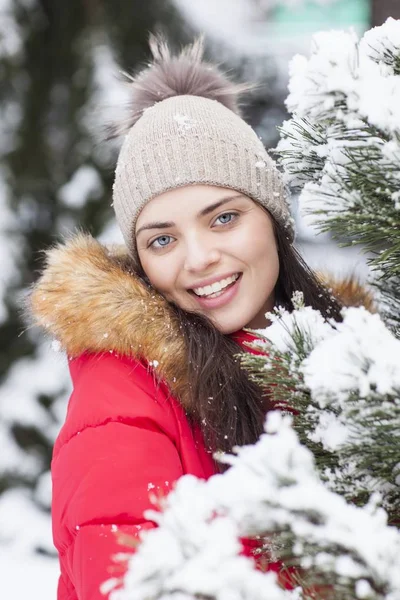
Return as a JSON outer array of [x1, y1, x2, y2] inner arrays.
[[183, 234, 220, 273]]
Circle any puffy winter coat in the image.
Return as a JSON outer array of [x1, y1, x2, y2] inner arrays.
[[54, 351, 222, 600], [30, 235, 279, 600], [31, 235, 368, 600]]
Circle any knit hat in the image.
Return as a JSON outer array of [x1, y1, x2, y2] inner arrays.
[[112, 36, 294, 263]]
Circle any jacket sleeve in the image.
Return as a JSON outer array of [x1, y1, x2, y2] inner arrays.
[[52, 354, 184, 600]]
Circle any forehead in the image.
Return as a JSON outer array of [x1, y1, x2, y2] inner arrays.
[[136, 184, 246, 225]]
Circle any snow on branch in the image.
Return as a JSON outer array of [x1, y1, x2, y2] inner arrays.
[[109, 413, 400, 600], [243, 298, 400, 515], [275, 18, 400, 289]]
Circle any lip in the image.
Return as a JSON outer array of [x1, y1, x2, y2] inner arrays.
[[189, 273, 242, 310], [187, 271, 241, 290]]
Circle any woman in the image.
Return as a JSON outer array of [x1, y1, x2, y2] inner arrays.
[[30, 37, 342, 600]]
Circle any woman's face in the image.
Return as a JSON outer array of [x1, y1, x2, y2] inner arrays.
[[136, 185, 279, 334]]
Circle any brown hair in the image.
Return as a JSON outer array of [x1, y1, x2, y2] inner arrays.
[[156, 220, 343, 464]]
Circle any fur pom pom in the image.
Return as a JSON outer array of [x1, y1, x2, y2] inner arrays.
[[111, 35, 251, 136]]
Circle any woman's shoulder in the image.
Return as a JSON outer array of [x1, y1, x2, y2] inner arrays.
[[55, 351, 181, 458], [29, 234, 189, 408], [68, 350, 158, 396]]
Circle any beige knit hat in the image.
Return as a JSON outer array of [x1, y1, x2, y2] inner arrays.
[[112, 36, 294, 263]]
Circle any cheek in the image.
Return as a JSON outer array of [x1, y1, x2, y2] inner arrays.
[[262, 242, 279, 286], [138, 253, 179, 299], [252, 249, 279, 296], [238, 221, 278, 270], [245, 229, 280, 298], [138, 254, 165, 290]]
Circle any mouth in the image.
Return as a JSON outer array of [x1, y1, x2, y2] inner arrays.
[[188, 273, 242, 308]]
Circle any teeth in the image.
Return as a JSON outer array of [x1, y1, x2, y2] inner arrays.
[[193, 274, 239, 297]]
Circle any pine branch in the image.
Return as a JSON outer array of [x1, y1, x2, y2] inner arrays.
[[242, 300, 400, 519], [275, 19, 400, 291], [116, 413, 400, 600]]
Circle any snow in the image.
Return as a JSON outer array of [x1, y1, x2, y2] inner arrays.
[[0, 420, 40, 477], [0, 487, 59, 600], [0, 551, 58, 600], [303, 307, 400, 401], [114, 413, 400, 600], [0, 2, 64, 577], [253, 295, 400, 513], [0, 0, 25, 59], [58, 165, 104, 208], [0, 341, 69, 502], [357, 74, 400, 134], [264, 299, 333, 355], [308, 410, 349, 451], [173, 114, 198, 133], [0, 31, 128, 592], [277, 18, 400, 217], [0, 172, 24, 325], [0, 488, 53, 554], [82, 41, 131, 166], [0, 342, 70, 593], [0, 342, 69, 432], [260, 299, 400, 409], [34, 470, 52, 509], [286, 29, 359, 119], [97, 219, 125, 245], [360, 16, 400, 74]]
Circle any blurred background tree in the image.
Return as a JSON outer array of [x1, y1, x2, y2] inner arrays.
[[0, 0, 397, 575], [0, 0, 190, 554]]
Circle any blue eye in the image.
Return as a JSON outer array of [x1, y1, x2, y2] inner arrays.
[[150, 235, 173, 249], [215, 212, 237, 225]]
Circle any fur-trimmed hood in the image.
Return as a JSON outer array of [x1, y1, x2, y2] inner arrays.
[[29, 234, 374, 401], [30, 234, 190, 402]]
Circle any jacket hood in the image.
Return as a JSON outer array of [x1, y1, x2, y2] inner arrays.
[[29, 234, 374, 401], [29, 234, 189, 402]]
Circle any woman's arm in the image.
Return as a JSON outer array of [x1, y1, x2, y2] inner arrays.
[[53, 354, 183, 600]]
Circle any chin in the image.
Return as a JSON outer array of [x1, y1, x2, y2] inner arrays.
[[212, 306, 271, 334], [175, 295, 260, 334], [210, 316, 249, 335]]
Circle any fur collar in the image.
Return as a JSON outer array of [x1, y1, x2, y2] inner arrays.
[[30, 234, 189, 402], [29, 234, 374, 403]]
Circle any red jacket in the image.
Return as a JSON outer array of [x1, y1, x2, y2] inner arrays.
[[30, 236, 290, 600], [53, 351, 221, 600]]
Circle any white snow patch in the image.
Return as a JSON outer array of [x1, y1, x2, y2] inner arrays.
[[303, 307, 400, 401], [58, 165, 103, 208]]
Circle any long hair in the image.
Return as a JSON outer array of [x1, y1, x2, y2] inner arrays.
[[159, 218, 343, 462]]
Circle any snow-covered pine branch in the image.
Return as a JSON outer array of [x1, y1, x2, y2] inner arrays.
[[275, 18, 400, 326], [242, 297, 400, 518], [109, 413, 400, 600]]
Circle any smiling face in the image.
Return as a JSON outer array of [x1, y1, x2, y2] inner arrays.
[[135, 185, 280, 334]]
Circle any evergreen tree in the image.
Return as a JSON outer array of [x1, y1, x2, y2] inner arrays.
[[240, 14, 400, 593], [275, 17, 400, 332]]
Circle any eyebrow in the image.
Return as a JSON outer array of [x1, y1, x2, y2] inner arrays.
[[136, 194, 244, 237]]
